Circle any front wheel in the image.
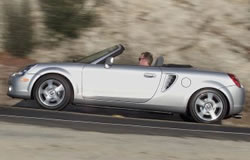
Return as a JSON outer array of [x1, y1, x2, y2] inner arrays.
[[189, 89, 228, 123], [34, 74, 72, 110]]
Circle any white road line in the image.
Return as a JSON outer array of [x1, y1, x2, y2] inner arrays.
[[0, 114, 250, 136]]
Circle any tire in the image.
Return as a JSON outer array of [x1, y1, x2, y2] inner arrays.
[[34, 74, 72, 110], [189, 89, 228, 123]]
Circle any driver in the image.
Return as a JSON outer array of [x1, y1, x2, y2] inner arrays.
[[138, 52, 153, 66]]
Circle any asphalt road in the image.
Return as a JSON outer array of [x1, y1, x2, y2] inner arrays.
[[0, 100, 250, 142]]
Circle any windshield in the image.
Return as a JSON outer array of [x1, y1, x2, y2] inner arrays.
[[74, 45, 120, 63]]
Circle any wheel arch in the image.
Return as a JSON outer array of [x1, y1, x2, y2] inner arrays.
[[31, 73, 74, 103]]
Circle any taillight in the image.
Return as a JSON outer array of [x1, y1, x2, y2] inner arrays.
[[228, 73, 241, 88]]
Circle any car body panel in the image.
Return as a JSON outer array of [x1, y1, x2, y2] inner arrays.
[[28, 63, 85, 100], [82, 64, 162, 103]]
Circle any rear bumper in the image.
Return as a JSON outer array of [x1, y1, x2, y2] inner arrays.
[[222, 85, 245, 115], [7, 74, 31, 99]]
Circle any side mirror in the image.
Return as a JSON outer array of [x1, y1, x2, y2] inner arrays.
[[104, 57, 114, 69]]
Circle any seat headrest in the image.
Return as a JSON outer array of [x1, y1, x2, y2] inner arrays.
[[154, 56, 164, 67]]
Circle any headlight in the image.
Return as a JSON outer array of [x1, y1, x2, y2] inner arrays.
[[13, 64, 36, 76]]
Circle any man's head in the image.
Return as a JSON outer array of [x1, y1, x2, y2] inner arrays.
[[139, 52, 153, 66]]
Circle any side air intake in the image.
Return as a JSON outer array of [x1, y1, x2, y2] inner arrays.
[[162, 75, 177, 92]]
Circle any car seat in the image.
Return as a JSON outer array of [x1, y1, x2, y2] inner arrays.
[[153, 56, 164, 67]]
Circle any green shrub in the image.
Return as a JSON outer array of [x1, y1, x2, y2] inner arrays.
[[2, 0, 34, 57], [39, 0, 96, 39]]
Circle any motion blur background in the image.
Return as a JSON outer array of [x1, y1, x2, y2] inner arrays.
[[0, 0, 249, 125]]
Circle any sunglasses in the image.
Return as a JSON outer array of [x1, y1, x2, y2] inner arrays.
[[138, 57, 145, 61]]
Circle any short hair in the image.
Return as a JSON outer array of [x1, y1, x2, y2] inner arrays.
[[141, 52, 153, 65]]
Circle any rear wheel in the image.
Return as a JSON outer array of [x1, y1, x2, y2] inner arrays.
[[189, 89, 228, 123], [34, 74, 72, 110]]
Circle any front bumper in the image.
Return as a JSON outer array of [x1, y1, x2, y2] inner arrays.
[[7, 73, 32, 99]]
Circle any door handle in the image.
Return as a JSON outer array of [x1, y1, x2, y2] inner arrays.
[[144, 73, 156, 78]]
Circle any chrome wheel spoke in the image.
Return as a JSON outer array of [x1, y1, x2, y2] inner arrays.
[[55, 84, 64, 93], [208, 110, 217, 120], [54, 94, 60, 102], [45, 97, 51, 104], [196, 98, 205, 106], [42, 90, 49, 97], [207, 93, 213, 101], [47, 80, 54, 89], [198, 110, 205, 117], [214, 102, 223, 109]]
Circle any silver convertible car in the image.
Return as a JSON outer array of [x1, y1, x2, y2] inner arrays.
[[7, 44, 245, 123]]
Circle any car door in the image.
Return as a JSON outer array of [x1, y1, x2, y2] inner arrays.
[[82, 64, 162, 103]]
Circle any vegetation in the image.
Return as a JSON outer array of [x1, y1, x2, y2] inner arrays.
[[2, 0, 34, 57], [39, 0, 96, 39]]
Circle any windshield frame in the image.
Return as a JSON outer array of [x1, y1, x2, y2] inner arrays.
[[74, 44, 124, 64]]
